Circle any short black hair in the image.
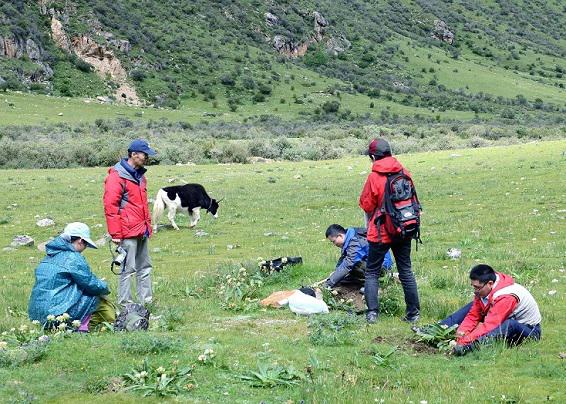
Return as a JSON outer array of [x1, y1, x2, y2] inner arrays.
[[70, 236, 82, 243], [325, 224, 346, 238], [469, 264, 496, 283]]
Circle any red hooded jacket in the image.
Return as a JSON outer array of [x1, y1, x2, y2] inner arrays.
[[359, 156, 411, 243], [456, 272, 519, 345], [103, 160, 153, 240]]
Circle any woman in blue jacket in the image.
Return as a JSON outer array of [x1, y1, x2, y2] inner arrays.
[[28, 222, 115, 331]]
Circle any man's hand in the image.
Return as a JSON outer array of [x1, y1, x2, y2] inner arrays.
[[452, 343, 472, 357], [456, 330, 466, 337], [111, 238, 121, 244]]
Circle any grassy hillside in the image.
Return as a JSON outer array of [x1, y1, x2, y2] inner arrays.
[[0, 141, 564, 402], [0, 0, 565, 125]]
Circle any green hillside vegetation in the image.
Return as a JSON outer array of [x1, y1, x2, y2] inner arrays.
[[0, 141, 564, 402], [0, 0, 565, 125]]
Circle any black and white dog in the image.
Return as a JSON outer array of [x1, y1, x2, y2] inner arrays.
[[152, 184, 221, 231]]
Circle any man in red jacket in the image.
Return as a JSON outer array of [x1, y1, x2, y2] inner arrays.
[[438, 264, 542, 356], [359, 138, 420, 324], [103, 139, 156, 305]]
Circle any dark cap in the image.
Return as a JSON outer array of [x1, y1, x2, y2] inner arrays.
[[128, 139, 157, 156], [367, 138, 391, 158]]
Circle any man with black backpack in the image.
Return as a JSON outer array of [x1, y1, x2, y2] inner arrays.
[[359, 138, 421, 324]]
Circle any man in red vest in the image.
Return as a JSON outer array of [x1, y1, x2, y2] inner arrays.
[[435, 264, 542, 356], [103, 139, 156, 305]]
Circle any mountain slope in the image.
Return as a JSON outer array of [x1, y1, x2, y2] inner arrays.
[[0, 0, 565, 123]]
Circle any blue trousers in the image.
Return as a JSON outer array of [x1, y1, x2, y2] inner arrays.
[[440, 302, 541, 345]]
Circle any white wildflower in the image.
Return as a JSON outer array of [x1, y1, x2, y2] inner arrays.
[[139, 371, 148, 378], [47, 314, 56, 322], [31, 320, 40, 325], [239, 267, 246, 273], [0, 341, 7, 350], [548, 290, 557, 296], [61, 313, 70, 321], [156, 366, 166, 374], [10, 328, 15, 332], [56, 315, 65, 322], [204, 348, 214, 355], [19, 324, 28, 332], [38, 335, 49, 343], [57, 323, 67, 330], [72, 320, 81, 329], [198, 354, 206, 361]]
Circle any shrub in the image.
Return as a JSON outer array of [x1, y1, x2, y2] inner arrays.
[[210, 142, 249, 163], [248, 139, 279, 159], [322, 100, 340, 114]]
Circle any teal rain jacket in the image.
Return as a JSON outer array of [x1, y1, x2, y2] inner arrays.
[[28, 236, 109, 323]]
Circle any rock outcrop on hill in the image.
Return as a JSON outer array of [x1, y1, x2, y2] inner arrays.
[[48, 12, 140, 105], [270, 10, 349, 58], [432, 19, 455, 44], [0, 34, 53, 83]]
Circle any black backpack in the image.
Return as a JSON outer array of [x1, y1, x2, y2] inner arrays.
[[114, 303, 150, 331], [375, 170, 422, 247]]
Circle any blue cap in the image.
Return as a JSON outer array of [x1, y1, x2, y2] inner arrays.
[[128, 139, 157, 156], [62, 222, 97, 249]]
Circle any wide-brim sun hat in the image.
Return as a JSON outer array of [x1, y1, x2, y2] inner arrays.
[[62, 222, 98, 248]]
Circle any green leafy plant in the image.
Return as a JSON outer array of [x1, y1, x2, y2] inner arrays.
[[121, 358, 194, 397], [0, 340, 49, 368], [197, 348, 216, 365], [308, 313, 359, 346], [369, 346, 399, 369], [413, 323, 458, 351], [238, 361, 306, 388], [217, 265, 263, 311]]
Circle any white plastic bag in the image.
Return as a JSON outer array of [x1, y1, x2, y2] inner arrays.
[[288, 291, 329, 315]]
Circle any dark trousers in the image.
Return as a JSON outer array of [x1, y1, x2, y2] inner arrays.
[[440, 302, 541, 345], [365, 239, 420, 317]]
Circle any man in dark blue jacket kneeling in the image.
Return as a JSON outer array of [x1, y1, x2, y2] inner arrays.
[[325, 224, 392, 289]]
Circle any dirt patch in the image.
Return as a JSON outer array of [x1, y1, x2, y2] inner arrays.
[[332, 284, 365, 312], [372, 335, 439, 355], [404, 340, 439, 355]]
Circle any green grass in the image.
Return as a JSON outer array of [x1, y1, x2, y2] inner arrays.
[[0, 140, 565, 402]]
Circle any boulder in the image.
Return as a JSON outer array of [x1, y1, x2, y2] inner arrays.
[[313, 11, 328, 27], [36, 218, 55, 227], [26, 39, 42, 60], [325, 35, 351, 55], [11, 235, 34, 247], [265, 12, 279, 26], [432, 19, 455, 44]]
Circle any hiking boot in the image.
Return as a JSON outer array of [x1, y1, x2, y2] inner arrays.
[[401, 313, 420, 324], [366, 311, 378, 324]]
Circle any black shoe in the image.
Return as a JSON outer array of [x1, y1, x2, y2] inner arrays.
[[402, 313, 420, 324], [366, 311, 378, 324]]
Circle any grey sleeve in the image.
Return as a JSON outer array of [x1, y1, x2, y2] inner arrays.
[[326, 239, 362, 287]]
